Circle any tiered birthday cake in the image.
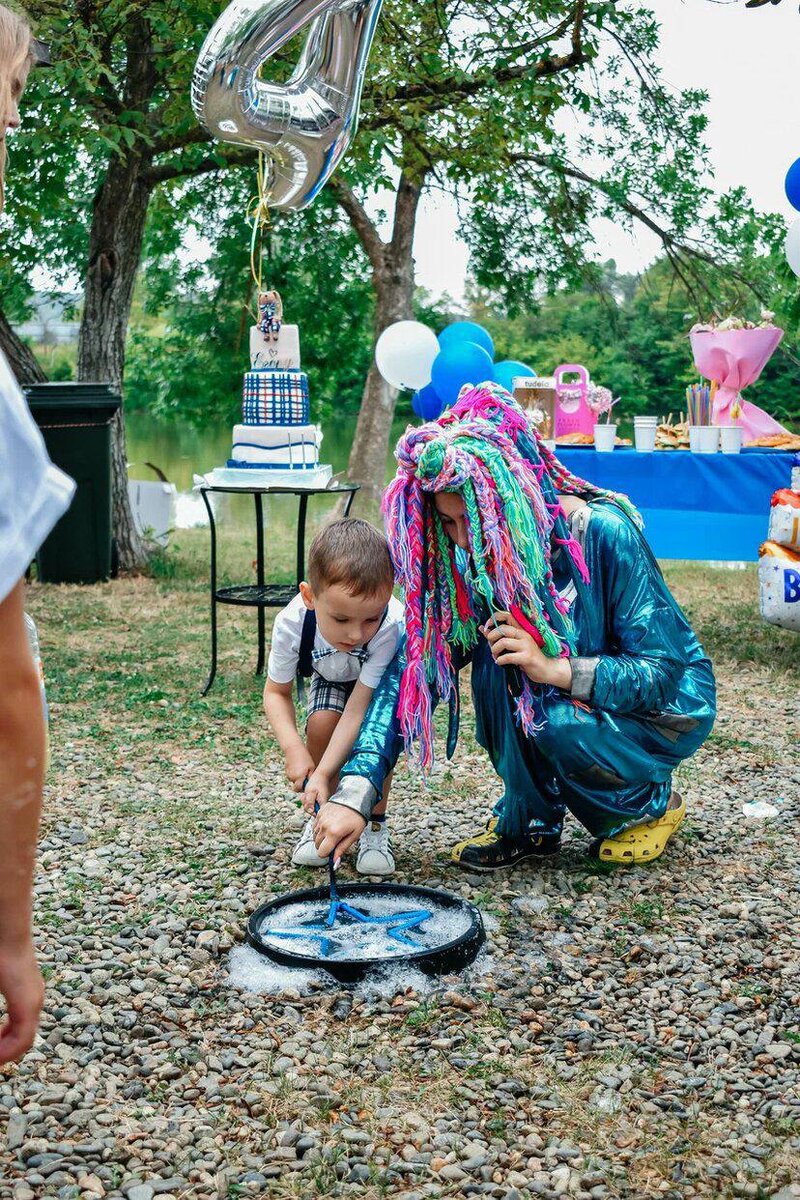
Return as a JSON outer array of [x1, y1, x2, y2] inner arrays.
[[213, 292, 332, 487]]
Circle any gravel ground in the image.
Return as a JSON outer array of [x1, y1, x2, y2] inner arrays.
[[2, 542, 799, 1200]]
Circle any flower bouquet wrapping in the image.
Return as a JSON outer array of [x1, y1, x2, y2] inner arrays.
[[689, 314, 787, 441]]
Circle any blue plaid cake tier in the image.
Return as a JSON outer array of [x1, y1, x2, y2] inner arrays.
[[241, 369, 309, 425]]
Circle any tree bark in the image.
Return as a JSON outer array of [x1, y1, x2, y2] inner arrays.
[[77, 149, 154, 572], [337, 171, 424, 507], [0, 308, 47, 384]]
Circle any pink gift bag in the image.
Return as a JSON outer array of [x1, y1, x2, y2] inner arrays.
[[689, 327, 787, 441], [554, 364, 596, 438]]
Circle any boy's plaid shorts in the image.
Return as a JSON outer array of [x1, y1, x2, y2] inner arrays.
[[307, 673, 356, 718]]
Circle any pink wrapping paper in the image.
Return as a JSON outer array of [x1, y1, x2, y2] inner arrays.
[[689, 327, 787, 441]]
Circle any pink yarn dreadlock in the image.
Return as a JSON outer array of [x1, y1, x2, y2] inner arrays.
[[382, 381, 641, 771]]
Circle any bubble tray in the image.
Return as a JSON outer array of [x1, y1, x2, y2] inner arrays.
[[247, 882, 486, 984]]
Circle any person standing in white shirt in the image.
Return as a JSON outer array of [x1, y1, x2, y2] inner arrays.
[[0, 5, 75, 1065], [264, 519, 403, 876]]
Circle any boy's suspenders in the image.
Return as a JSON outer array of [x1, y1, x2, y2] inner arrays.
[[295, 604, 390, 702], [298, 607, 317, 682]]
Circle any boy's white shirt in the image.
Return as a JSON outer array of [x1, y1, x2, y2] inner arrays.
[[267, 592, 404, 689], [0, 349, 76, 603]]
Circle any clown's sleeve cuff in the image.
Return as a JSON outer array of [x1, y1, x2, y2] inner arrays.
[[327, 777, 379, 821], [569, 656, 599, 704]]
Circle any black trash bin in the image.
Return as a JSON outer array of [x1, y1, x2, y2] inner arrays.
[[25, 382, 121, 584]]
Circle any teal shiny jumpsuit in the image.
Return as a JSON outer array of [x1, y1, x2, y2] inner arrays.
[[334, 500, 716, 842]]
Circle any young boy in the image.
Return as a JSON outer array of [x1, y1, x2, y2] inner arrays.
[[264, 518, 403, 875]]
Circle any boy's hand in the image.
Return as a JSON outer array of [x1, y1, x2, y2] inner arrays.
[[302, 771, 331, 814], [313, 803, 366, 866], [285, 744, 316, 792]]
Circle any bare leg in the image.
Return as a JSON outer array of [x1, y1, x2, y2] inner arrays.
[[306, 710, 341, 773]]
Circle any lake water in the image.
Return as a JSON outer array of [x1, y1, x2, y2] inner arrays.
[[125, 411, 408, 529]]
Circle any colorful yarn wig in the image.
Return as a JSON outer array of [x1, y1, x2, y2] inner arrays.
[[382, 381, 641, 770]]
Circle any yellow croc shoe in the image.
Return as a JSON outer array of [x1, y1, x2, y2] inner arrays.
[[592, 793, 686, 865]]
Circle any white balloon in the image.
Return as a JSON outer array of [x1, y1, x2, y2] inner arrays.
[[785, 217, 800, 277], [374, 321, 439, 391]]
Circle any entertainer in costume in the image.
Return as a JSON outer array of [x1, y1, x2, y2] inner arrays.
[[314, 384, 716, 870]]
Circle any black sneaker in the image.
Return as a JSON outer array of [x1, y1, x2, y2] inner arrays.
[[451, 828, 561, 872]]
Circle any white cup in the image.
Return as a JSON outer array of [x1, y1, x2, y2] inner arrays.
[[696, 425, 719, 454], [594, 423, 617, 452], [720, 425, 742, 454], [634, 419, 657, 452]]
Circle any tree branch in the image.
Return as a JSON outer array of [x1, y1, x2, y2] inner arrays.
[[329, 177, 387, 273], [510, 151, 770, 306], [363, 2, 589, 131]]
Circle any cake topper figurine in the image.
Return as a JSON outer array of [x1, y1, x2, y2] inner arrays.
[[257, 290, 283, 343]]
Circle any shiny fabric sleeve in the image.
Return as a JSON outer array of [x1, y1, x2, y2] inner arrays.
[[571, 510, 688, 715], [339, 639, 407, 795]]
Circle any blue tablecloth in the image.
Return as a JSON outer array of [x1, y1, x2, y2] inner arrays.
[[557, 448, 793, 561]]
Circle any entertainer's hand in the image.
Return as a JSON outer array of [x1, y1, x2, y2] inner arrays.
[[313, 803, 366, 867], [0, 941, 44, 1065], [302, 771, 331, 814], [285, 744, 316, 793], [482, 611, 572, 690]]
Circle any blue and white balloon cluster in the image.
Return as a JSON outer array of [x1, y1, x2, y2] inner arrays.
[[374, 319, 535, 421]]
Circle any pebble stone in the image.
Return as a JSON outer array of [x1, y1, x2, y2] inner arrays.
[[13, 572, 799, 1198]]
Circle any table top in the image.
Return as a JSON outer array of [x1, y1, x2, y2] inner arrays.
[[198, 481, 361, 496]]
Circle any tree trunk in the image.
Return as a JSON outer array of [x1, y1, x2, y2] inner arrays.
[[346, 274, 412, 505], [77, 151, 153, 572], [0, 307, 47, 384], [341, 171, 424, 507]]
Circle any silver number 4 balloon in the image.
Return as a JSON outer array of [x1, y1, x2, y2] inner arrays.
[[192, 0, 385, 211]]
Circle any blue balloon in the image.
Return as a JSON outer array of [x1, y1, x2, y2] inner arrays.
[[412, 383, 442, 421], [787, 158, 800, 211], [431, 341, 495, 409], [493, 360, 536, 393], [438, 321, 494, 360]]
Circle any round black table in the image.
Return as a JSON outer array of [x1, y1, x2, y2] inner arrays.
[[198, 481, 360, 694]]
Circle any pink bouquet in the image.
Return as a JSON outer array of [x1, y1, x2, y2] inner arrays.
[[689, 322, 787, 441]]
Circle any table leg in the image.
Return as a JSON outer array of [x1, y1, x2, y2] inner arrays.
[[343, 489, 357, 517], [255, 492, 266, 675], [296, 493, 309, 588], [201, 489, 218, 696]]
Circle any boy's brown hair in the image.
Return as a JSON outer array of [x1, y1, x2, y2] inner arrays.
[[307, 518, 394, 597]]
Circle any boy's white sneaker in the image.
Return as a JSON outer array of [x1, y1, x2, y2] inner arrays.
[[356, 820, 395, 876], [291, 818, 327, 868]]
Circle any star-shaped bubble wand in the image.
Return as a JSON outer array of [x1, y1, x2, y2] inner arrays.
[[262, 800, 433, 959]]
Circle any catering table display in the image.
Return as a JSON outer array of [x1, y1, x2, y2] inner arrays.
[[556, 447, 794, 561]]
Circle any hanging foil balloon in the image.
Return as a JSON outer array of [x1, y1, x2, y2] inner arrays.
[[191, 0, 385, 210]]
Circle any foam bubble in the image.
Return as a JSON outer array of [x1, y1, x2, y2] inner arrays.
[[254, 891, 475, 963], [226, 937, 495, 999]]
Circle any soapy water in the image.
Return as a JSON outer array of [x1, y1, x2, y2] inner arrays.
[[255, 891, 475, 962], [227, 941, 494, 999]]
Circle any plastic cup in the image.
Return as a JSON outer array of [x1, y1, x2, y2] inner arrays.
[[689, 425, 702, 453], [720, 425, 742, 454], [633, 419, 657, 452], [697, 426, 719, 454], [594, 423, 617, 452]]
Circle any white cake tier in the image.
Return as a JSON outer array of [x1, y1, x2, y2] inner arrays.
[[208, 465, 333, 490], [249, 324, 301, 370], [231, 423, 321, 467]]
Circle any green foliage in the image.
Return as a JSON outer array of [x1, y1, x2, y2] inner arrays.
[[4, 0, 797, 435]]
